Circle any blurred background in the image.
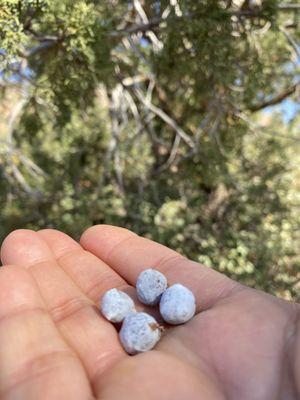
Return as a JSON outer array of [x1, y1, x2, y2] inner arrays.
[[0, 0, 299, 300]]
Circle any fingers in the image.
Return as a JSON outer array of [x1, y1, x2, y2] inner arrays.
[[0, 266, 92, 399], [80, 225, 239, 310], [37, 229, 162, 320], [37, 229, 129, 303], [1, 230, 126, 394]]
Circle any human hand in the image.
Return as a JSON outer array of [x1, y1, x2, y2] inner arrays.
[[0, 225, 299, 399]]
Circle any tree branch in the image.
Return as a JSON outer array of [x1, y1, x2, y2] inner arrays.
[[20, 40, 58, 58], [111, 16, 163, 36], [279, 26, 300, 59], [112, 3, 300, 36], [155, 133, 181, 173], [249, 84, 298, 112], [278, 4, 300, 11], [133, 88, 194, 148], [236, 112, 300, 142]]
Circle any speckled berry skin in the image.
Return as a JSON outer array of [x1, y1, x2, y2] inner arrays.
[[100, 288, 136, 323], [119, 312, 162, 355], [136, 268, 168, 305], [159, 283, 196, 325]]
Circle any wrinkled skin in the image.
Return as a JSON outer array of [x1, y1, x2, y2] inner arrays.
[[0, 225, 299, 400]]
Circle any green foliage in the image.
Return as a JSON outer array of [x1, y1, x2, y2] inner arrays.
[[0, 0, 299, 300], [0, 1, 27, 69], [32, 1, 113, 123]]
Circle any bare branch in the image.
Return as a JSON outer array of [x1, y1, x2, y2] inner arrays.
[[105, 87, 126, 194], [124, 90, 143, 128], [3, 87, 46, 194], [155, 133, 181, 173], [133, 0, 163, 51], [236, 112, 300, 142], [146, 79, 155, 103], [279, 26, 300, 59], [133, 88, 194, 148], [7, 98, 27, 144], [249, 83, 298, 112], [112, 3, 300, 36], [20, 39, 58, 58], [278, 4, 300, 11], [111, 16, 163, 36]]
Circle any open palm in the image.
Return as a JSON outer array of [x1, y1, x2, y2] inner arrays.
[[0, 225, 299, 399]]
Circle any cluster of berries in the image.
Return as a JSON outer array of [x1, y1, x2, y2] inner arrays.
[[100, 268, 196, 354]]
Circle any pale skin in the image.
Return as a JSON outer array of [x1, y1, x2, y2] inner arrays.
[[0, 225, 299, 400]]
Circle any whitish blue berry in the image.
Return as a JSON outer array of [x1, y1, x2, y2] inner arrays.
[[119, 312, 162, 354], [159, 283, 196, 325], [136, 268, 168, 305], [101, 288, 135, 323]]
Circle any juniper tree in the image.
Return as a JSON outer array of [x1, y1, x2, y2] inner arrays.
[[0, 0, 299, 298]]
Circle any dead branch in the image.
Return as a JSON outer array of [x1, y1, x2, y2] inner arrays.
[[249, 84, 298, 112], [236, 112, 300, 142], [133, 88, 194, 148], [279, 26, 300, 59]]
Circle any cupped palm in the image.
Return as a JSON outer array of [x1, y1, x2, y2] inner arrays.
[[0, 225, 298, 400]]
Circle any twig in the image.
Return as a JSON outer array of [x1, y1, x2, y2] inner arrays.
[[249, 83, 298, 112]]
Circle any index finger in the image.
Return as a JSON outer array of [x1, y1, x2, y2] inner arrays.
[[80, 225, 239, 310]]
